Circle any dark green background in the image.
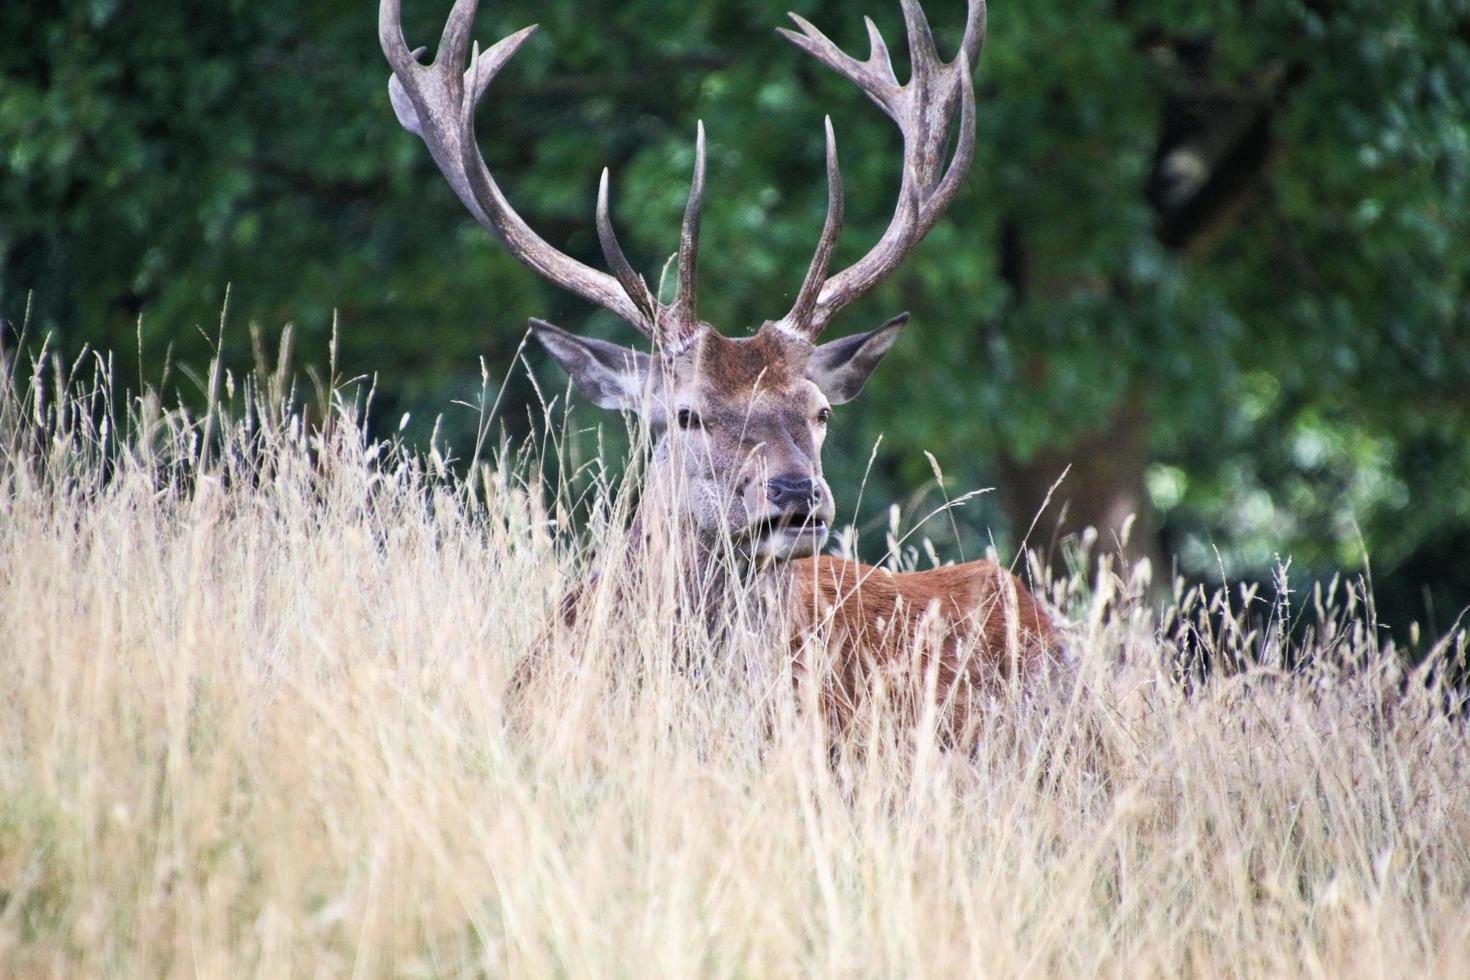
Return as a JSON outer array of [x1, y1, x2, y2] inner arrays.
[[3, 0, 1467, 637]]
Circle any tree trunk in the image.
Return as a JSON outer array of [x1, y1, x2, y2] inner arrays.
[[997, 393, 1165, 581], [993, 46, 1291, 581]]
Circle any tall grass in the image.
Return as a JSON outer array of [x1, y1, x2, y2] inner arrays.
[[1, 334, 1467, 977]]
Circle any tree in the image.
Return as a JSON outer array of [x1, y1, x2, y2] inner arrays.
[[3, 0, 1467, 630]]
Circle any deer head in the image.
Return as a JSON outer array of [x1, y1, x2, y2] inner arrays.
[[382, 0, 982, 561]]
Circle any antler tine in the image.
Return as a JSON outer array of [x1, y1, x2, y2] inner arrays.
[[779, 15, 901, 119], [597, 170, 660, 328], [667, 121, 707, 342], [862, 17, 898, 91], [382, 0, 656, 336], [924, 49, 976, 227], [780, 117, 845, 335], [435, 0, 479, 71], [378, 0, 418, 75], [778, 0, 985, 338], [899, 0, 940, 84], [959, 0, 987, 73]]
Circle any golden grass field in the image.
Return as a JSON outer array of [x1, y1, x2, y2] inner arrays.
[[1, 340, 1467, 977]]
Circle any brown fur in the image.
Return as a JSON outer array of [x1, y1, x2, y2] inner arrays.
[[528, 553, 1062, 741], [783, 556, 1060, 736], [692, 328, 812, 392]]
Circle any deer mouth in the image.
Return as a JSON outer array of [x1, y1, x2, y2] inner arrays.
[[747, 510, 830, 559]]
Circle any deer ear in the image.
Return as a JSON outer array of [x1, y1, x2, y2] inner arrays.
[[805, 313, 909, 404], [530, 319, 653, 413]]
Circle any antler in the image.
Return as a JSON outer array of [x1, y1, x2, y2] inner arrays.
[[776, 0, 984, 339], [380, 0, 707, 352]]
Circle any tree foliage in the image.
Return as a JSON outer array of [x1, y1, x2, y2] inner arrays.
[[3, 0, 1467, 628]]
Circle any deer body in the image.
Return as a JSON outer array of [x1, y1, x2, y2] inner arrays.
[[786, 557, 1056, 676], [382, 0, 1064, 724], [783, 556, 1058, 730]]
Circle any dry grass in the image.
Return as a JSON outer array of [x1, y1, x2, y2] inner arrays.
[[1, 339, 1468, 978]]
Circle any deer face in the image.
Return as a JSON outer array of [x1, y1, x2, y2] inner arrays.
[[532, 315, 908, 561]]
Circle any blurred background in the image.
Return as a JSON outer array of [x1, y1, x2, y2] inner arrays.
[[2, 0, 1467, 639]]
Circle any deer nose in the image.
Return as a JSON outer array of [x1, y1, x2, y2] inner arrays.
[[767, 476, 819, 511]]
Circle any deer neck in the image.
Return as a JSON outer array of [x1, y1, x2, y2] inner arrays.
[[622, 476, 783, 635]]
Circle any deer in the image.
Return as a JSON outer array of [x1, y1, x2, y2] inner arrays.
[[380, 0, 1065, 736]]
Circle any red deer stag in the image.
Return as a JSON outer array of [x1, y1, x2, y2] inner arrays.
[[381, 0, 1063, 731]]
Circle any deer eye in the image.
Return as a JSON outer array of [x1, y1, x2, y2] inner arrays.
[[676, 408, 703, 430], [816, 407, 832, 425]]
